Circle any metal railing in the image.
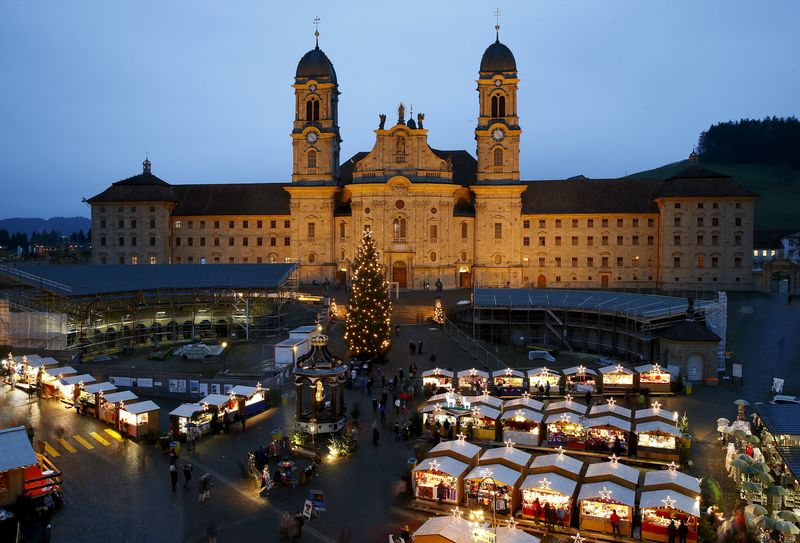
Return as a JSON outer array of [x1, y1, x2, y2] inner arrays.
[[0, 264, 73, 293], [442, 317, 505, 372]]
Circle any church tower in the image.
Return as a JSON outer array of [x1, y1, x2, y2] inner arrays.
[[291, 26, 341, 184], [475, 25, 521, 183]]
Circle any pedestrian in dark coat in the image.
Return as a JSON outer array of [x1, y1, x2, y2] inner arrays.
[[372, 422, 380, 446], [667, 520, 677, 543], [182, 463, 193, 489], [170, 463, 179, 492], [677, 519, 689, 543], [418, 340, 423, 354]]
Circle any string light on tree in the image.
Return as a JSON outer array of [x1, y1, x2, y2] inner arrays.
[[433, 296, 445, 325]]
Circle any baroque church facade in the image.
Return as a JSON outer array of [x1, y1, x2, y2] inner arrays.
[[88, 32, 757, 291]]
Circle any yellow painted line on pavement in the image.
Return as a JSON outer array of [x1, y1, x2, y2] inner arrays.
[[90, 432, 110, 446], [104, 428, 124, 442], [57, 438, 77, 453], [44, 442, 61, 457], [73, 435, 94, 449]]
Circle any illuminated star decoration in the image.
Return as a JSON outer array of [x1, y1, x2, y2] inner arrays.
[[539, 477, 552, 490], [514, 409, 526, 423], [652, 401, 662, 412], [607, 397, 617, 408], [456, 432, 467, 444], [506, 517, 519, 530], [505, 367, 513, 376], [479, 467, 494, 479], [472, 406, 482, 418], [470, 368, 478, 377], [433, 404, 443, 416], [505, 438, 515, 450], [615, 364, 624, 373], [433, 367, 441, 375], [429, 459, 441, 473], [572, 533, 585, 543], [542, 366, 549, 375], [556, 445, 565, 459], [662, 495, 676, 509], [577, 365, 586, 375], [565, 394, 574, 404], [451, 506, 463, 519], [598, 486, 613, 500], [653, 363, 662, 373], [608, 453, 620, 465], [522, 391, 531, 400], [668, 461, 679, 474], [560, 413, 573, 424]]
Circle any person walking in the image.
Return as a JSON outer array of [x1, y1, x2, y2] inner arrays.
[[418, 339, 423, 355], [667, 520, 677, 543], [182, 463, 193, 489], [677, 519, 689, 543], [372, 421, 380, 446], [280, 511, 292, 538], [380, 402, 387, 423], [545, 381, 551, 397], [170, 463, 179, 492], [293, 512, 304, 538], [186, 426, 196, 453], [610, 510, 621, 536], [371, 397, 378, 414], [199, 474, 212, 503]]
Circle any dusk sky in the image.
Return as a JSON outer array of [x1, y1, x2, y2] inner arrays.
[[1, 1, 798, 219]]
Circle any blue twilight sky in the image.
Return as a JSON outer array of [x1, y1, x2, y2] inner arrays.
[[0, 0, 798, 219]]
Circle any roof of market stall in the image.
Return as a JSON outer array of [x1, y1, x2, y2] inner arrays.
[[545, 400, 588, 415], [495, 526, 541, 543], [230, 385, 261, 398], [528, 367, 561, 377], [429, 439, 483, 459], [643, 470, 701, 494], [43, 366, 77, 378], [635, 421, 682, 437], [578, 481, 636, 507], [590, 403, 633, 419], [103, 390, 138, 403], [422, 368, 455, 379], [754, 404, 800, 436], [639, 490, 700, 517], [544, 411, 585, 425], [598, 365, 634, 375], [503, 397, 545, 412], [493, 368, 525, 378], [479, 446, 532, 469], [634, 408, 678, 424], [58, 374, 96, 386], [530, 453, 585, 475], [585, 461, 640, 485], [200, 394, 232, 408], [501, 407, 544, 423], [0, 426, 38, 472], [635, 364, 672, 375], [468, 405, 501, 421], [562, 366, 598, 376], [413, 456, 469, 478], [585, 416, 632, 432], [123, 400, 160, 415], [521, 472, 578, 497], [471, 394, 504, 409], [465, 463, 524, 487], [83, 382, 117, 394], [26, 356, 59, 369], [169, 403, 204, 418], [457, 368, 489, 379], [413, 516, 473, 542]]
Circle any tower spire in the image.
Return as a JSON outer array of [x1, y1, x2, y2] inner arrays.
[[313, 16, 321, 48], [142, 153, 151, 174], [494, 8, 501, 42]]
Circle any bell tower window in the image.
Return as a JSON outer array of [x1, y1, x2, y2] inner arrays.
[[307, 150, 317, 169], [493, 147, 503, 167], [491, 94, 506, 117], [306, 97, 320, 122]]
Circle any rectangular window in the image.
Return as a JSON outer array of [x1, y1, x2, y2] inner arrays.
[[555, 219, 562, 228], [257, 257, 263, 264], [494, 222, 502, 239], [712, 217, 719, 226], [713, 203, 719, 209], [617, 236, 623, 245], [734, 234, 742, 245], [539, 220, 546, 228], [285, 220, 291, 228], [538, 257, 546, 267], [554, 236, 562, 246], [632, 218, 639, 227], [100, 236, 106, 247], [617, 218, 624, 228], [119, 255, 125, 264], [647, 235, 654, 246], [632, 235, 639, 245], [571, 219, 578, 228], [150, 219, 155, 228], [215, 220, 220, 229], [187, 237, 193, 246], [308, 222, 316, 239], [538, 236, 546, 246], [214, 238, 220, 246], [674, 256, 681, 268], [200, 220, 205, 229], [257, 220, 263, 228], [430, 224, 438, 241], [175, 237, 181, 246], [587, 236, 594, 246], [257, 237, 263, 246], [243, 220, 249, 229], [523, 236, 530, 246], [149, 256, 156, 265], [229, 237, 234, 246], [150, 237, 156, 246], [100, 220, 106, 229], [736, 203, 742, 209], [284, 237, 291, 246], [711, 256, 719, 268], [735, 217, 742, 227], [587, 257, 594, 268], [697, 235, 704, 246], [523, 220, 530, 229], [697, 203, 704, 209], [131, 237, 137, 246], [242, 257, 248, 263], [571, 257, 578, 268], [602, 219, 608, 228], [571, 236, 578, 246], [648, 218, 654, 227], [100, 207, 106, 212], [601, 235, 608, 246], [270, 237, 276, 247], [697, 217, 704, 226], [119, 237, 125, 246], [214, 257, 220, 263], [131, 219, 137, 228], [602, 256, 609, 268], [188, 220, 193, 229], [270, 220, 276, 228], [712, 235, 719, 246], [229, 257, 235, 263], [673, 235, 681, 245], [555, 257, 562, 267], [674, 203, 681, 209], [617, 257, 623, 267], [188, 256, 194, 264], [118, 219, 124, 228], [200, 237, 206, 246], [673, 217, 681, 227], [174, 221, 181, 229], [734, 256, 742, 268], [228, 220, 234, 228], [587, 219, 594, 228]]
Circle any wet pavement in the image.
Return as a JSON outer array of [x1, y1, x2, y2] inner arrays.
[[1, 290, 798, 542]]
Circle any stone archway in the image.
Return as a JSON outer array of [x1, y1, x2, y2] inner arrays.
[[537, 275, 546, 289], [392, 261, 408, 288]]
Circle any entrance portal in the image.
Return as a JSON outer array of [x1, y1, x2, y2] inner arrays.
[[392, 261, 408, 288], [459, 270, 472, 288], [537, 275, 546, 289], [336, 270, 347, 288], [601, 275, 610, 288]]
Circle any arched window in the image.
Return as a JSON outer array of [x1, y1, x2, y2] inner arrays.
[[461, 222, 468, 239], [268, 253, 278, 264], [491, 94, 506, 117], [696, 254, 705, 268], [493, 148, 503, 167], [308, 253, 316, 264], [339, 222, 346, 239], [392, 217, 407, 242], [307, 149, 317, 169], [491, 95, 498, 117], [396, 136, 406, 155], [306, 98, 320, 121]]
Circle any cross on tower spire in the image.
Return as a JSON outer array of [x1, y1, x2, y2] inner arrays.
[[313, 16, 321, 48], [494, 8, 502, 41]]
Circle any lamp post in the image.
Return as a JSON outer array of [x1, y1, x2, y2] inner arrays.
[[469, 473, 499, 542]]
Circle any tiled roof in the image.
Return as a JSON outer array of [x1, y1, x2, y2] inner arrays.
[[659, 166, 758, 198], [658, 319, 720, 342], [171, 183, 291, 216], [86, 172, 179, 203], [521, 178, 662, 214]]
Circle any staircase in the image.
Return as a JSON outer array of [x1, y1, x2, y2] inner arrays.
[[391, 304, 434, 325]]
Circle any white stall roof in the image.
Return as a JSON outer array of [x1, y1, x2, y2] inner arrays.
[[44, 366, 77, 378], [422, 368, 454, 378], [492, 368, 525, 378], [103, 390, 138, 404], [200, 394, 231, 408], [531, 453, 584, 475], [528, 367, 561, 378], [275, 337, 308, 348], [427, 392, 451, 405], [469, 405, 501, 421], [503, 397, 545, 412], [496, 526, 541, 543], [501, 408, 544, 423], [290, 325, 318, 335], [28, 357, 59, 369], [640, 490, 700, 517], [643, 470, 702, 495], [472, 394, 504, 409], [585, 461, 640, 485], [634, 408, 677, 424], [83, 382, 117, 394], [170, 403, 204, 418], [59, 374, 96, 386], [13, 354, 43, 364], [479, 446, 532, 469], [599, 365, 634, 375], [0, 426, 38, 472], [635, 364, 672, 375], [521, 472, 578, 497], [124, 400, 160, 415], [465, 463, 523, 488], [579, 481, 636, 507], [585, 416, 632, 432], [636, 421, 682, 437], [429, 439, 482, 459], [545, 400, 588, 415], [413, 516, 473, 542], [457, 368, 489, 379], [544, 411, 584, 425], [413, 456, 469, 478], [230, 385, 260, 397], [562, 366, 598, 376], [590, 403, 633, 419]]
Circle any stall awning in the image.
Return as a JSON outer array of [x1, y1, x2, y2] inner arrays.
[[465, 463, 523, 488], [492, 368, 525, 379], [413, 456, 468, 478], [634, 408, 677, 424], [83, 382, 117, 394], [230, 385, 260, 398], [501, 408, 544, 423], [599, 365, 634, 375], [27, 357, 60, 369], [544, 412, 584, 425], [643, 470, 701, 495], [420, 403, 462, 417], [422, 368, 454, 379], [58, 374, 96, 386], [0, 426, 38, 471], [776, 447, 800, 482], [589, 403, 633, 419], [585, 416, 632, 432], [457, 368, 489, 379], [123, 400, 160, 415], [639, 490, 700, 517], [200, 394, 231, 408], [578, 481, 636, 507], [429, 439, 482, 460], [170, 403, 204, 418], [636, 421, 682, 437], [479, 446, 532, 469], [43, 366, 77, 378], [585, 461, 640, 486], [521, 472, 578, 497], [545, 400, 588, 416], [503, 397, 545, 412], [103, 390, 138, 404], [563, 366, 598, 376], [530, 453, 584, 475]]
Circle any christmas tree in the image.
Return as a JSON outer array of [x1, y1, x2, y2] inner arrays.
[[344, 230, 392, 359]]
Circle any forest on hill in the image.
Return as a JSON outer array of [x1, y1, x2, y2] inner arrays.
[[698, 117, 800, 169]]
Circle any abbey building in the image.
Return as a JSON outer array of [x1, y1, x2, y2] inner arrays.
[[87, 32, 757, 291]]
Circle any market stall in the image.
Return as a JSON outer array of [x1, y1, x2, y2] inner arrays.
[[421, 403, 461, 430], [460, 405, 501, 441], [635, 364, 673, 394], [578, 481, 636, 536], [422, 368, 455, 394], [99, 390, 139, 425], [563, 366, 598, 393], [584, 416, 631, 454], [635, 406, 679, 426], [80, 382, 118, 417], [412, 456, 468, 504], [471, 393, 504, 411], [16, 356, 59, 389], [492, 368, 526, 397], [230, 384, 268, 417], [520, 471, 577, 524], [544, 411, 587, 449], [504, 395, 545, 413], [169, 403, 211, 436], [599, 365, 635, 394], [457, 368, 489, 394], [639, 491, 699, 543], [428, 438, 482, 467], [589, 400, 633, 421], [528, 368, 562, 394], [635, 421, 682, 462], [119, 400, 161, 438], [200, 393, 237, 421], [0, 426, 62, 511], [464, 463, 523, 515], [501, 408, 544, 447], [40, 365, 78, 397], [56, 374, 97, 404], [478, 444, 533, 473]]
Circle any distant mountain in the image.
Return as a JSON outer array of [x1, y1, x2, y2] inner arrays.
[[0, 216, 91, 236], [628, 160, 800, 232]]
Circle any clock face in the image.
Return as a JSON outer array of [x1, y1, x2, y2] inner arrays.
[[309, 84, 317, 92], [492, 128, 505, 142], [494, 79, 502, 87], [305, 132, 319, 144]]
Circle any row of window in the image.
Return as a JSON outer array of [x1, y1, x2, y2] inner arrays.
[[519, 255, 741, 269], [540, 274, 738, 284], [753, 249, 778, 257], [174, 255, 291, 264], [174, 219, 291, 230], [673, 202, 742, 209], [523, 235, 656, 247], [522, 218, 656, 229], [175, 236, 291, 247], [98, 206, 157, 213], [671, 217, 741, 227], [99, 218, 156, 229]]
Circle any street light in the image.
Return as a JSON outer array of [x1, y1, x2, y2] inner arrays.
[[469, 473, 500, 542]]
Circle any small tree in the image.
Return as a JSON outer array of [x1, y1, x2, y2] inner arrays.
[[344, 230, 392, 359]]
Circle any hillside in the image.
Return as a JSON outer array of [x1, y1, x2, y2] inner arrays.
[[0, 216, 90, 236], [628, 161, 800, 232]]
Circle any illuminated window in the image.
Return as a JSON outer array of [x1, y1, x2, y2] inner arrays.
[[149, 256, 156, 265]]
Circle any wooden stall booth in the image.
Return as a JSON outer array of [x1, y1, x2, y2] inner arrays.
[[563, 366, 598, 393], [501, 407, 544, 447], [99, 390, 139, 426], [504, 395, 545, 413], [230, 384, 268, 417], [422, 368, 455, 394], [200, 393, 237, 422], [492, 368, 526, 397], [585, 416, 631, 454], [521, 452, 585, 523], [599, 365, 635, 395], [40, 365, 78, 398], [640, 469, 701, 543], [0, 426, 62, 510], [464, 463, 523, 515], [544, 398, 589, 449], [427, 438, 482, 467], [169, 403, 211, 437], [456, 368, 489, 395], [528, 368, 562, 396], [56, 374, 97, 405], [412, 456, 469, 505], [577, 461, 640, 537], [80, 382, 117, 417], [411, 515, 542, 543], [461, 405, 501, 441], [635, 421, 682, 462], [120, 400, 160, 438], [636, 364, 673, 394]]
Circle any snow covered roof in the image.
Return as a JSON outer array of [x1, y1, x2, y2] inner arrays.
[[545, 400, 588, 415], [465, 463, 524, 488], [479, 446, 532, 469], [639, 490, 700, 517], [413, 456, 469, 478], [578, 481, 636, 507], [521, 472, 578, 497], [44, 365, 77, 378], [503, 397, 545, 412], [230, 385, 260, 397], [585, 461, 640, 485], [585, 416, 632, 432]]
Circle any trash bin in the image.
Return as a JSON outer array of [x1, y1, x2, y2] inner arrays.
[[407, 457, 417, 471], [281, 392, 289, 407], [685, 382, 693, 395], [271, 428, 283, 443], [681, 433, 693, 449]]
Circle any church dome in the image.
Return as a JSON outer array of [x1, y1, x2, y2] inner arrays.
[[296, 46, 337, 83], [480, 39, 516, 74]]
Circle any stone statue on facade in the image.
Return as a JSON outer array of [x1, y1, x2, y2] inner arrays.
[[398, 102, 405, 123], [417, 113, 425, 129], [378, 114, 386, 130]]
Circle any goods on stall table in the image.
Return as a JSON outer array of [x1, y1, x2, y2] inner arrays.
[[415, 471, 457, 501]]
